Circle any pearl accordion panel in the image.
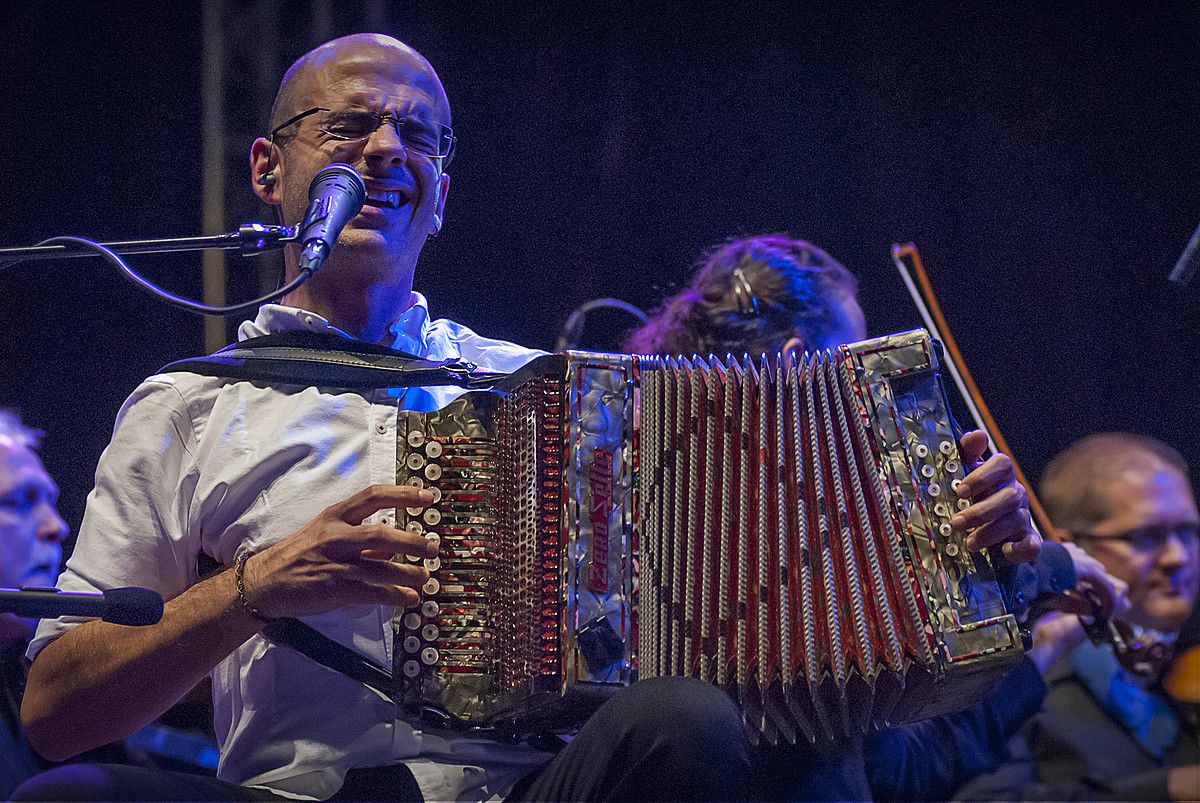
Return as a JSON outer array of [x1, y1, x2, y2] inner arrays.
[[391, 329, 1023, 741]]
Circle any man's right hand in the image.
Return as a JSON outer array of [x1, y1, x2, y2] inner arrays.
[[241, 484, 438, 619]]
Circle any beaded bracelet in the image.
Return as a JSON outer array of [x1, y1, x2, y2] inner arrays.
[[234, 550, 272, 623]]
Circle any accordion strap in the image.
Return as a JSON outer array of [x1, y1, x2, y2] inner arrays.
[[159, 330, 505, 390], [259, 617, 399, 702]]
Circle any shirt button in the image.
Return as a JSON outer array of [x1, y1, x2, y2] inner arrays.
[[304, 315, 315, 326], [376, 423, 388, 435]]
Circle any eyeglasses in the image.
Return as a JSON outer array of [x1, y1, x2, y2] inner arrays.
[[269, 107, 456, 163], [1072, 522, 1200, 554]]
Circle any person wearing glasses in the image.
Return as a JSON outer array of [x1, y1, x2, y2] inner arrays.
[[11, 33, 763, 802], [956, 433, 1200, 801]]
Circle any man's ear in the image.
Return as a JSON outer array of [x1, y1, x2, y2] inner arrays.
[[431, 172, 451, 235], [782, 336, 805, 355], [780, 336, 806, 371], [250, 138, 283, 205]]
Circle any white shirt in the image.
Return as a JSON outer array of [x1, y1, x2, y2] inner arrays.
[[30, 297, 552, 801]]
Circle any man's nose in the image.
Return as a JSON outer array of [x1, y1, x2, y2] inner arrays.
[[362, 121, 408, 167], [37, 503, 68, 543], [1157, 530, 1195, 572]]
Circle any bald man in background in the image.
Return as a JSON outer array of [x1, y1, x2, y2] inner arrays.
[[956, 433, 1200, 801]]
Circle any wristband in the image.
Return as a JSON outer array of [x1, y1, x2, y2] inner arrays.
[[235, 550, 272, 623]]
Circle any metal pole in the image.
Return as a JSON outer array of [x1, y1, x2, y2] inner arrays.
[[201, 0, 227, 351]]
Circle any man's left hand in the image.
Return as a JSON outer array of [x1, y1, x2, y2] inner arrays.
[[950, 429, 1042, 564]]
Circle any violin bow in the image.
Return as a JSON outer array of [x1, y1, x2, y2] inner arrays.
[[890, 243, 1170, 677], [890, 242, 1054, 536]]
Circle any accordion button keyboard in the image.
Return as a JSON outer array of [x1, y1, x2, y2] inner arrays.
[[407, 430, 426, 447], [403, 612, 422, 630], [404, 636, 421, 653], [407, 454, 426, 471], [423, 577, 440, 595], [403, 660, 421, 678], [421, 600, 440, 618]]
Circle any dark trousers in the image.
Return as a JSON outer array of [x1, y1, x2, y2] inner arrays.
[[11, 677, 754, 802]]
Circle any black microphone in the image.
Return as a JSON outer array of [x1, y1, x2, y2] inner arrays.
[[0, 586, 164, 626], [296, 163, 367, 274]]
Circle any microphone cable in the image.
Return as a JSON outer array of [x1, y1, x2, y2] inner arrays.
[[33, 235, 317, 316]]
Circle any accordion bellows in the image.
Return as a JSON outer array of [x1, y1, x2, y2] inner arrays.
[[391, 329, 1023, 742]]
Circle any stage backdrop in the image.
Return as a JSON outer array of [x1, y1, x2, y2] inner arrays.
[[2, 1, 1198, 546]]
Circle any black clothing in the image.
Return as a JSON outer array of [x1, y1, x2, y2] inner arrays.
[[954, 656, 1200, 801]]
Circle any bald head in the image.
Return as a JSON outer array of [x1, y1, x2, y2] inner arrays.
[[1040, 433, 1190, 532], [269, 34, 451, 133]]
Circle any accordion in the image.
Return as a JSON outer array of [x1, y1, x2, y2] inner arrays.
[[390, 329, 1023, 743]]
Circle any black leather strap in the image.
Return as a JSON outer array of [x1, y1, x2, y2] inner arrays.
[[159, 330, 506, 390], [260, 617, 399, 702]]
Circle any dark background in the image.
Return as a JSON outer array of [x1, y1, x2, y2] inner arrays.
[[2, 1, 1198, 540]]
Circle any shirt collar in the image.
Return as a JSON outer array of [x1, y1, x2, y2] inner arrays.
[[238, 293, 434, 357]]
